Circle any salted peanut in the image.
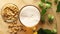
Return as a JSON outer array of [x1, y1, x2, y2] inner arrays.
[[16, 24, 21, 27], [8, 24, 14, 28], [13, 27, 19, 31], [10, 21, 17, 24], [13, 24, 17, 27], [1, 3, 19, 23], [11, 28, 15, 32], [13, 30, 17, 33], [12, 32, 17, 34]]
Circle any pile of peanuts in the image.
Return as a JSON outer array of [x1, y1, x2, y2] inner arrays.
[[1, 4, 26, 34], [1, 4, 19, 23], [8, 21, 26, 34]]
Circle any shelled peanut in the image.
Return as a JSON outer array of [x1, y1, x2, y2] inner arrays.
[[1, 4, 19, 23]]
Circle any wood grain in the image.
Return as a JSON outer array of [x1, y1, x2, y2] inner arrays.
[[0, 0, 59, 34]]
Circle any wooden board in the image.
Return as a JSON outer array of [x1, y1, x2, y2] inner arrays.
[[0, 0, 59, 34]]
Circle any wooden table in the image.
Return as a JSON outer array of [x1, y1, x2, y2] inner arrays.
[[0, 0, 59, 34]]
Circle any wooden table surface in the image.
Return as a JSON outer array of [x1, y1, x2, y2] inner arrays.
[[0, 0, 60, 34]]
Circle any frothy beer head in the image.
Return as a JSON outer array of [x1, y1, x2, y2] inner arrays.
[[19, 5, 40, 27]]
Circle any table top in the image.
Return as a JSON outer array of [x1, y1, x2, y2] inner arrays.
[[0, 0, 60, 34]]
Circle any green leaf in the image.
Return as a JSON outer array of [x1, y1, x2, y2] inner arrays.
[[45, 1, 52, 9], [41, 16, 45, 23], [54, 0, 58, 4], [41, 9, 46, 23], [38, 28, 46, 34], [44, 29, 53, 34], [56, 1, 60, 12], [38, 28, 57, 34], [41, 0, 46, 3], [46, 1, 52, 5], [45, 3, 51, 9], [52, 29, 57, 33], [39, 2, 44, 8], [48, 14, 54, 23], [41, 8, 46, 16]]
